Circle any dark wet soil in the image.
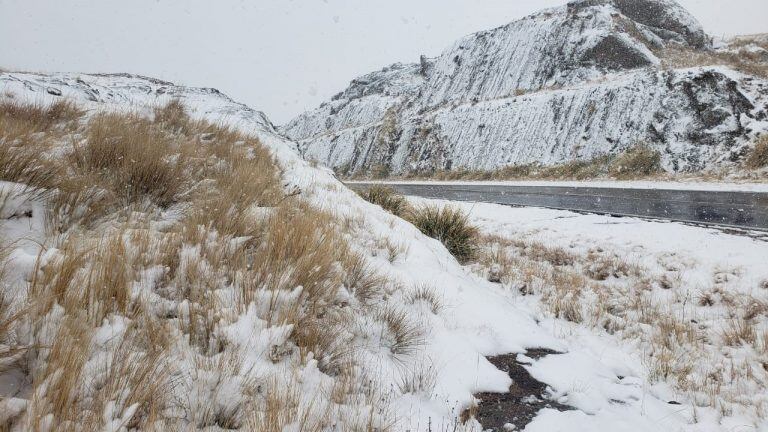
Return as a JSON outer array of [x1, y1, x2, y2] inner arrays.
[[471, 348, 572, 431]]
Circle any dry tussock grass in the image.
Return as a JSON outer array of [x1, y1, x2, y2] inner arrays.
[[71, 113, 184, 206], [341, 249, 389, 305], [375, 306, 425, 359], [0, 99, 82, 138], [659, 45, 768, 79], [408, 205, 478, 264], [358, 144, 669, 182], [357, 186, 479, 264], [0, 99, 403, 430], [0, 100, 83, 194], [358, 186, 410, 217], [397, 358, 438, 396], [607, 145, 662, 179], [406, 285, 443, 315], [746, 135, 768, 169]]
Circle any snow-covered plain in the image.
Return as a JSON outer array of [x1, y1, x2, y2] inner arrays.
[[1, 71, 766, 431], [411, 196, 768, 431]]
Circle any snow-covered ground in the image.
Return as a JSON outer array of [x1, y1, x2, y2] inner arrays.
[[410, 196, 768, 430], [2, 71, 766, 431]]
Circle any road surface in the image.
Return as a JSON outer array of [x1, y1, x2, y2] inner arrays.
[[347, 182, 768, 231]]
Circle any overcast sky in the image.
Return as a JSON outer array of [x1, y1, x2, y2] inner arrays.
[[1, 0, 766, 124]]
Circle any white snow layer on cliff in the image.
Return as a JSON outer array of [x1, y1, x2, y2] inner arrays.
[[281, 0, 768, 175]]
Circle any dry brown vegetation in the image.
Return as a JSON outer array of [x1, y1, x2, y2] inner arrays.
[[0, 98, 405, 430], [746, 135, 768, 169], [472, 231, 768, 420], [607, 144, 662, 179], [0, 100, 83, 193], [408, 205, 478, 264], [356, 144, 667, 182], [358, 185, 409, 217], [659, 44, 768, 79], [357, 187, 479, 264]]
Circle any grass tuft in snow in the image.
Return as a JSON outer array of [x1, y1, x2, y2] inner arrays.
[[409, 205, 478, 264], [358, 186, 479, 263], [358, 185, 410, 217], [375, 306, 425, 359], [746, 135, 768, 169], [153, 98, 192, 134], [71, 113, 184, 207], [607, 144, 662, 179], [0, 99, 82, 135]]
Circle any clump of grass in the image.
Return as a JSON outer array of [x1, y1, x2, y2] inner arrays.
[[0, 99, 83, 134], [71, 113, 184, 207], [746, 135, 768, 169], [539, 155, 611, 180], [608, 145, 662, 179], [405, 285, 443, 315], [0, 100, 83, 192], [242, 204, 345, 310], [375, 306, 425, 358], [722, 317, 757, 347], [397, 359, 438, 396], [154, 98, 191, 134], [0, 141, 59, 192], [409, 205, 478, 263], [341, 250, 388, 304], [358, 186, 409, 217], [356, 187, 479, 263], [523, 243, 575, 267]]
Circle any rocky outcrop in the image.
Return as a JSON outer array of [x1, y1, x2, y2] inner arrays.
[[282, 0, 768, 175]]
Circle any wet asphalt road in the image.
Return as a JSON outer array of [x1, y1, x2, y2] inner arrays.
[[347, 182, 768, 232]]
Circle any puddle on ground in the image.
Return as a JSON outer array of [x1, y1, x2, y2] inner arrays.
[[470, 348, 572, 431]]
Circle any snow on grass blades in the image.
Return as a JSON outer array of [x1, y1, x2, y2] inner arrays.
[[0, 98, 402, 430]]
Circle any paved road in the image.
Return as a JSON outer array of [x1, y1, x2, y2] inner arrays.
[[347, 182, 768, 231]]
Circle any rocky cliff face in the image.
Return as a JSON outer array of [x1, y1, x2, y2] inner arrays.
[[281, 0, 768, 175]]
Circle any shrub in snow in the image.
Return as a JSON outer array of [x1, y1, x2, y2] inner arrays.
[[746, 135, 768, 169], [608, 144, 662, 179], [409, 205, 478, 264], [358, 185, 410, 217]]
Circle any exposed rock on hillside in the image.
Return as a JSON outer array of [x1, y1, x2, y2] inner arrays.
[[282, 0, 768, 175]]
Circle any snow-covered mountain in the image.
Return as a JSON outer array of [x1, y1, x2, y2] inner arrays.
[[281, 0, 768, 175]]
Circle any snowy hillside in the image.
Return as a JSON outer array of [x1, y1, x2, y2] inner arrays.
[[2, 71, 768, 431], [0, 68, 758, 432], [282, 0, 768, 175]]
